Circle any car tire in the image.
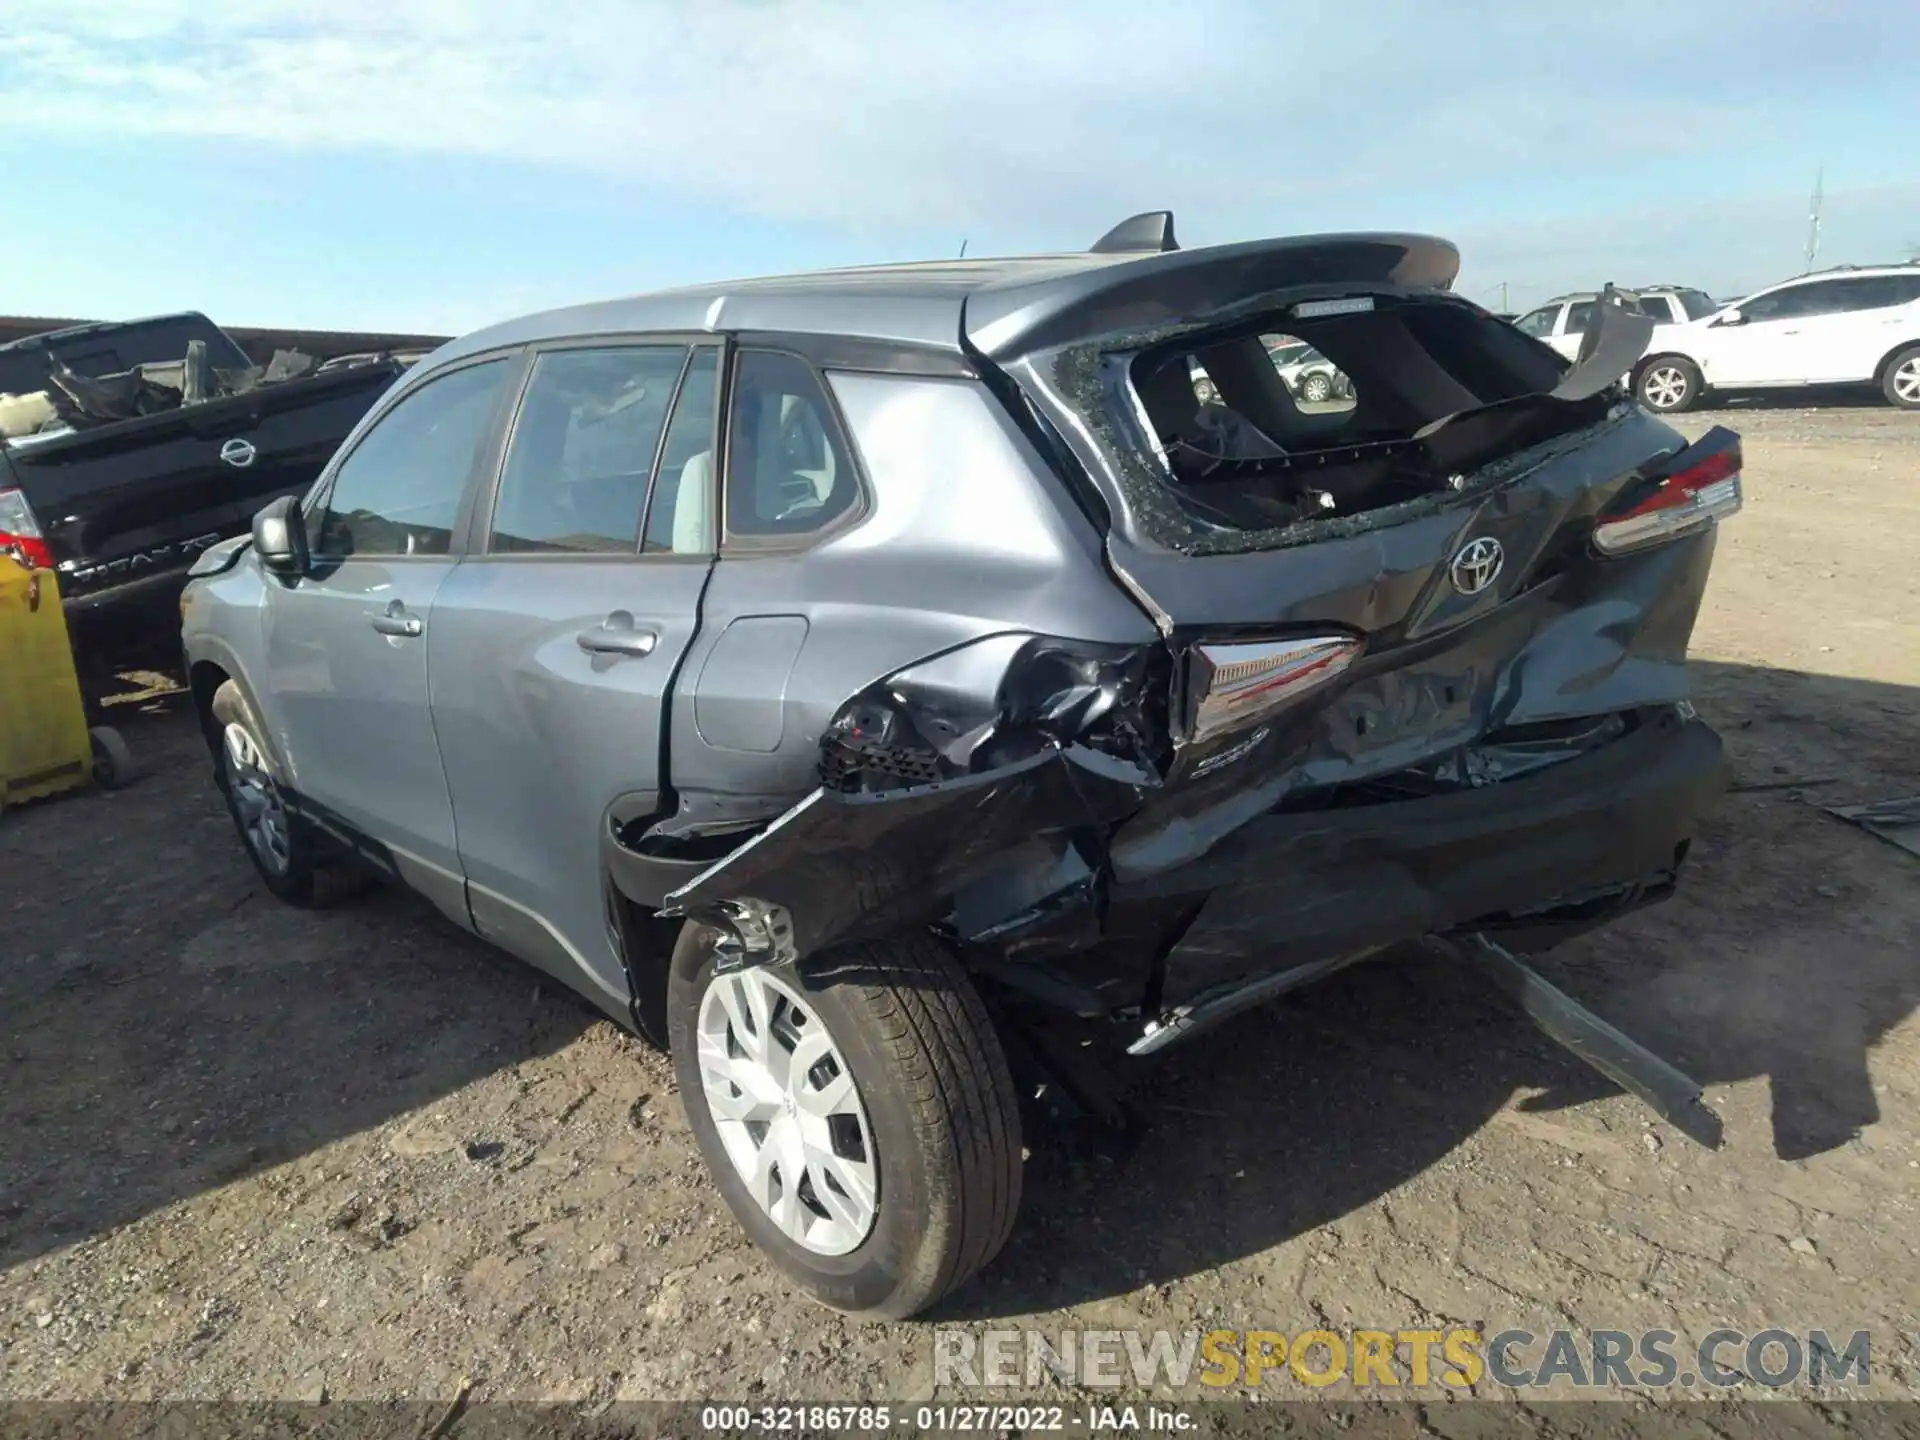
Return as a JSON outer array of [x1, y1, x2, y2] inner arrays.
[[88, 726, 137, 789], [1300, 372, 1334, 404], [668, 923, 1023, 1320], [1882, 345, 1920, 410], [1637, 356, 1704, 413], [209, 680, 367, 907]]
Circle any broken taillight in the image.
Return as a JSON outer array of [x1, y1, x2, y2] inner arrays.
[[1187, 634, 1362, 746], [1592, 427, 1743, 557], [0, 486, 53, 570]]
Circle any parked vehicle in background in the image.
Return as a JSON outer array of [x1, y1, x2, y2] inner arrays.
[[0, 312, 415, 689], [1628, 265, 1920, 413], [1265, 336, 1355, 403], [1512, 286, 1719, 362], [1192, 335, 1353, 407], [182, 212, 1737, 1319]]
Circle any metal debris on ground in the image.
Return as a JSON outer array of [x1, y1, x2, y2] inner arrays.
[[1820, 795, 1920, 860]]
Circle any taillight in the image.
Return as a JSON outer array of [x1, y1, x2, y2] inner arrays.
[[0, 486, 53, 570], [1187, 634, 1362, 745], [1593, 426, 1743, 557]]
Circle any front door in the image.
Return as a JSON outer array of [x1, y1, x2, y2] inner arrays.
[[260, 355, 515, 916], [427, 341, 719, 1010], [1702, 281, 1830, 385]]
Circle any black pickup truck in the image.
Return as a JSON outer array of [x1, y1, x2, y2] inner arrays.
[[0, 311, 418, 686]]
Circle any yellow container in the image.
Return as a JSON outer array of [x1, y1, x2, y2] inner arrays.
[[0, 556, 134, 815]]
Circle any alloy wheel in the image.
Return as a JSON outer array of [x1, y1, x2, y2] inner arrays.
[[1893, 356, 1920, 407], [1642, 365, 1690, 410], [696, 966, 878, 1256], [223, 722, 291, 876]]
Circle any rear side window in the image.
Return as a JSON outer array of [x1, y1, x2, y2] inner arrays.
[[490, 346, 686, 555], [1564, 302, 1599, 335], [1677, 289, 1721, 320], [644, 347, 721, 554], [1825, 275, 1920, 311], [724, 350, 858, 539], [1633, 295, 1675, 322], [312, 359, 509, 558]]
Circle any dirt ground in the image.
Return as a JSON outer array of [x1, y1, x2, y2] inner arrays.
[[2, 400, 1916, 1408]]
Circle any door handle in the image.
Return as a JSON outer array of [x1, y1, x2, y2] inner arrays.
[[371, 600, 423, 638], [578, 610, 657, 657]]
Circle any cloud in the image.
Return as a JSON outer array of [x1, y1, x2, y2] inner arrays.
[[0, 0, 1908, 244]]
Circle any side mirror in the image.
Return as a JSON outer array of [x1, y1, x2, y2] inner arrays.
[[251, 495, 309, 575], [1714, 308, 1746, 327]]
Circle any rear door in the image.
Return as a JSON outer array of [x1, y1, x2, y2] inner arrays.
[[1796, 275, 1920, 381], [259, 354, 515, 916], [427, 340, 719, 1010]]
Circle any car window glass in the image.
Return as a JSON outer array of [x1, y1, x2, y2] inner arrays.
[[311, 359, 508, 558], [1515, 306, 1559, 337], [725, 350, 857, 538], [489, 346, 686, 555], [1741, 284, 1825, 321], [1679, 290, 1721, 320], [1632, 295, 1672, 322], [1564, 302, 1600, 335], [1889, 275, 1920, 305], [1828, 276, 1907, 312], [644, 347, 721, 554]]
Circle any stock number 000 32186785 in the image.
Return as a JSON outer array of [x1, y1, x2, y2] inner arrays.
[[700, 1405, 1077, 1431]]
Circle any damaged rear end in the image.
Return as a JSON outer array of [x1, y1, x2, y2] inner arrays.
[[663, 226, 1738, 1059]]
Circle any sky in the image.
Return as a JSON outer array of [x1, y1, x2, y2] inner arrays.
[[0, 0, 1915, 335]]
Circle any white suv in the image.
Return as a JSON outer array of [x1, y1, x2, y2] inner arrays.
[[1626, 266, 1920, 413], [1513, 286, 1720, 364]]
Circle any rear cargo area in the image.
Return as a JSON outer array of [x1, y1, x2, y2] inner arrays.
[[1102, 295, 1631, 549]]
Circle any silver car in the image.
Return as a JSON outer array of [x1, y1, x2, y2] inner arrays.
[[181, 212, 1739, 1318]]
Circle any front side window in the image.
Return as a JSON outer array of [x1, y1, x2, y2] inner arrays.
[[724, 350, 858, 539], [1678, 289, 1721, 320], [490, 346, 686, 555], [1564, 301, 1599, 336], [1514, 306, 1560, 338], [1633, 295, 1675, 323], [1740, 283, 1828, 321], [312, 358, 509, 558]]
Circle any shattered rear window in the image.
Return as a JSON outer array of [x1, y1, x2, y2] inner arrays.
[[1042, 291, 1620, 555]]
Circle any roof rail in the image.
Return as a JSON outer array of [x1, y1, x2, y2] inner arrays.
[[1090, 210, 1179, 255]]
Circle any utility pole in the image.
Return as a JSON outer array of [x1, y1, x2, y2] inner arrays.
[[1500, 281, 1509, 313], [1804, 167, 1824, 272], [958, 239, 969, 258]]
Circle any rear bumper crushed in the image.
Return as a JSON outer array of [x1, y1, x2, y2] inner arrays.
[[1123, 708, 1725, 1009], [642, 708, 1725, 1021]]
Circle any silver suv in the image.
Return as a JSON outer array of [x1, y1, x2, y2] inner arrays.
[[182, 212, 1738, 1318]]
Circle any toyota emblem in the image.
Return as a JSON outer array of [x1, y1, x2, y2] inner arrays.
[[219, 438, 258, 469], [1449, 536, 1504, 596]]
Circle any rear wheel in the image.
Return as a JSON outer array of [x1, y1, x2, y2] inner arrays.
[[668, 925, 1023, 1319], [209, 680, 366, 907], [1638, 356, 1703, 413], [1883, 345, 1920, 409], [1300, 371, 1334, 403]]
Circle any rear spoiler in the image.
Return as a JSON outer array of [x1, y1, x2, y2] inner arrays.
[[964, 228, 1461, 360]]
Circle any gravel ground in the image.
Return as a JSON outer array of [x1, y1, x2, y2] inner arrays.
[[2, 400, 1916, 1408]]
